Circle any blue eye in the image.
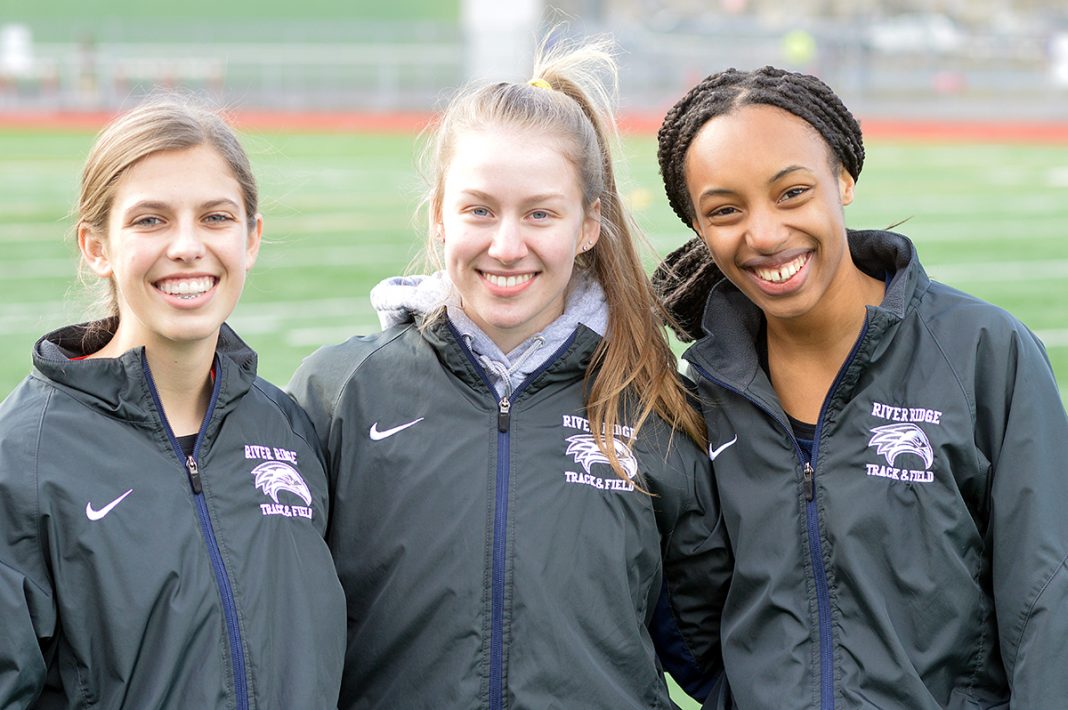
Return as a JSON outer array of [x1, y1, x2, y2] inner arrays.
[[530, 210, 549, 220], [471, 207, 491, 217], [132, 216, 163, 227]]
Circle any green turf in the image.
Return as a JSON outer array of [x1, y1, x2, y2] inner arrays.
[[0, 0, 457, 35], [1, 129, 1066, 397], [1, 128, 1065, 709]]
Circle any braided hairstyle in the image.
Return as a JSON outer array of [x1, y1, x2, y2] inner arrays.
[[657, 66, 865, 229], [652, 67, 865, 341]]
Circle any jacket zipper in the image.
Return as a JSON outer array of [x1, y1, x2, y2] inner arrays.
[[690, 313, 869, 710], [448, 323, 578, 710], [488, 393, 510, 709], [142, 354, 250, 710]]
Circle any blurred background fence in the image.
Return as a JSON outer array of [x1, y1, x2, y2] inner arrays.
[[2, 0, 1068, 119]]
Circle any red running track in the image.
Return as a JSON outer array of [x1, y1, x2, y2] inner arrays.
[[2, 110, 1068, 142]]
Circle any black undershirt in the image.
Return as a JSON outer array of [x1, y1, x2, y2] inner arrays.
[[176, 434, 197, 459]]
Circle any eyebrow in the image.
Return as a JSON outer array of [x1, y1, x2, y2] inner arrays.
[[770, 165, 809, 183], [695, 165, 812, 202], [459, 189, 567, 203], [122, 198, 242, 213]]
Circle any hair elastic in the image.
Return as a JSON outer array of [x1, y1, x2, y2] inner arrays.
[[528, 78, 552, 90]]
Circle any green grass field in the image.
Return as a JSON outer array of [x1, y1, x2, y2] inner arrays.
[[2, 128, 1065, 402], [1, 126, 1066, 708], [0, 0, 457, 40]]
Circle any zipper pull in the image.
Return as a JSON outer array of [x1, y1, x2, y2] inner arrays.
[[186, 455, 203, 494], [497, 397, 511, 432], [802, 461, 814, 501]]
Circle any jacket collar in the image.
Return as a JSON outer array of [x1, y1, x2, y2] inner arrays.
[[420, 315, 601, 401], [32, 320, 258, 428], [682, 230, 928, 395]]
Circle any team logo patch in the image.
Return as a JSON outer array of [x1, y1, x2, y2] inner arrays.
[[566, 434, 639, 479], [867, 423, 934, 468], [864, 402, 941, 484], [560, 415, 639, 492], [245, 443, 314, 519]]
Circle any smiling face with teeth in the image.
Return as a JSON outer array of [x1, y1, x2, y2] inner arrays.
[[78, 144, 262, 357], [438, 127, 601, 353], [683, 104, 867, 326]]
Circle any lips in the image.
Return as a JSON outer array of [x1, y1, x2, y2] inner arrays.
[[155, 275, 218, 300], [481, 271, 535, 289], [750, 252, 810, 285]]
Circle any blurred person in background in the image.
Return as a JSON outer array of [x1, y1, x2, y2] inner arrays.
[[0, 99, 345, 709], [289, 35, 730, 709], [654, 65, 1068, 709]]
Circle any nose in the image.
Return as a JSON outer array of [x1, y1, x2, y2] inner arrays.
[[486, 217, 527, 264], [743, 205, 790, 255], [167, 218, 206, 262]]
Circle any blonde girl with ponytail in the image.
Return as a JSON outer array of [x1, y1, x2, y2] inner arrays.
[[290, 35, 729, 709]]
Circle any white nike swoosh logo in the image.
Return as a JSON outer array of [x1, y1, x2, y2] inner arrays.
[[369, 417, 424, 441], [86, 488, 134, 521], [708, 435, 738, 462]]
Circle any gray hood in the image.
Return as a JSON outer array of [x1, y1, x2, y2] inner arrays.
[[370, 270, 608, 397]]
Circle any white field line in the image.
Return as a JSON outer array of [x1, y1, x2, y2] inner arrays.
[[0, 297, 372, 334], [283, 324, 382, 347], [924, 260, 1068, 283], [1036, 330, 1068, 348]]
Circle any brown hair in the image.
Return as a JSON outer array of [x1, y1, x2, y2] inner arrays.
[[77, 96, 258, 318], [420, 35, 707, 479]]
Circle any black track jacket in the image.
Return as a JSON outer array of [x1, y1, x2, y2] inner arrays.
[[0, 322, 346, 709]]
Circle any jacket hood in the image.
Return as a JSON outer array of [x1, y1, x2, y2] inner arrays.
[[31, 319, 258, 429], [370, 272, 452, 329], [680, 230, 928, 399], [371, 270, 609, 398]]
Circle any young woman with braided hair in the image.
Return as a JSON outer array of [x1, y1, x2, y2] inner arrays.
[[654, 66, 1068, 708], [289, 36, 729, 709]]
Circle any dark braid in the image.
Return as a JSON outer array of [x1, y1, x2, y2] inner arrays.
[[657, 66, 865, 229]]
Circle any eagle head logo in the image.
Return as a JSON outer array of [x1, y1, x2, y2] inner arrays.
[[251, 461, 313, 506], [867, 423, 934, 469], [565, 434, 639, 479]]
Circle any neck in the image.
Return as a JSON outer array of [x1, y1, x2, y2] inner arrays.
[[764, 264, 884, 423], [90, 324, 219, 437], [766, 263, 884, 356], [144, 343, 216, 437]]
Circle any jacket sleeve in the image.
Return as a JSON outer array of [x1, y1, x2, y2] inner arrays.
[[978, 325, 1068, 705], [650, 430, 732, 702], [0, 385, 57, 707]]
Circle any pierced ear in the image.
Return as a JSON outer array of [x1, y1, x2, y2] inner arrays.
[[577, 199, 602, 255], [77, 224, 113, 278]]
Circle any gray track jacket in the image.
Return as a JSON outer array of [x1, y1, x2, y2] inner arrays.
[[661, 230, 1068, 709], [289, 315, 729, 710], [0, 322, 346, 709]]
